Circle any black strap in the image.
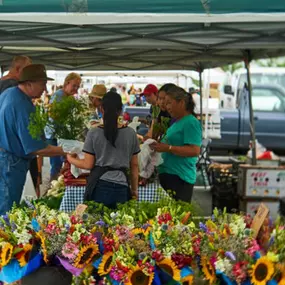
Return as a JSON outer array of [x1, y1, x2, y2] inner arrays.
[[84, 166, 130, 201]]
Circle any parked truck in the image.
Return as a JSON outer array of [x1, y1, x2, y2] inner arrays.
[[211, 83, 285, 152]]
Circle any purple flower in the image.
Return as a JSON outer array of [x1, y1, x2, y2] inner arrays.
[[142, 223, 151, 230], [95, 220, 106, 227], [225, 251, 236, 261], [269, 236, 274, 247], [11, 222, 16, 231], [24, 199, 35, 209], [65, 224, 70, 230], [199, 222, 208, 232], [2, 214, 10, 226]]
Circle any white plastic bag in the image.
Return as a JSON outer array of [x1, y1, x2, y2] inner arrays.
[[58, 139, 90, 178], [128, 116, 141, 132], [247, 140, 267, 158], [138, 139, 163, 179]]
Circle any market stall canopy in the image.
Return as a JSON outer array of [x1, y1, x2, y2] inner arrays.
[[0, 0, 285, 70]]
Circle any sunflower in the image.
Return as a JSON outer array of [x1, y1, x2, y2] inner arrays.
[[274, 263, 285, 285], [181, 274, 194, 285], [249, 256, 274, 285], [201, 256, 216, 285], [0, 242, 13, 267], [36, 232, 48, 264], [74, 244, 99, 269], [126, 264, 154, 285], [157, 258, 180, 281], [18, 244, 33, 267], [98, 251, 114, 276], [132, 228, 145, 236]]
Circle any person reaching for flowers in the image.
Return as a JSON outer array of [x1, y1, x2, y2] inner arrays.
[[67, 91, 140, 208]]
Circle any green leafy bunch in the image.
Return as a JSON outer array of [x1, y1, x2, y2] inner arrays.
[[29, 96, 87, 140], [152, 116, 170, 141]]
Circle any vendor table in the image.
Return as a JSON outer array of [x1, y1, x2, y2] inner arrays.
[[60, 181, 169, 212]]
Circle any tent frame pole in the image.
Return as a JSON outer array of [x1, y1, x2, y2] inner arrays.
[[198, 68, 203, 130], [244, 50, 257, 165], [0, 66, 4, 78]]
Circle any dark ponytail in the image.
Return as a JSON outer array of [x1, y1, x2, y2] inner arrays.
[[102, 91, 123, 147], [186, 92, 197, 117], [164, 85, 197, 117]]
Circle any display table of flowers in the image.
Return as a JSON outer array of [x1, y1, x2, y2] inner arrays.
[[0, 197, 284, 285]]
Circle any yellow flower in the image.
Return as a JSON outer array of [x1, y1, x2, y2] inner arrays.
[[36, 232, 48, 264], [267, 252, 279, 263], [18, 244, 33, 267], [131, 228, 145, 236], [201, 256, 216, 285], [98, 252, 113, 276], [157, 258, 180, 281], [181, 274, 194, 285], [0, 242, 13, 267], [274, 263, 285, 285], [126, 264, 154, 285], [74, 244, 99, 269], [249, 257, 274, 285]]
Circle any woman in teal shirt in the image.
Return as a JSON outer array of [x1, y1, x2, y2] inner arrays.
[[150, 85, 202, 202]]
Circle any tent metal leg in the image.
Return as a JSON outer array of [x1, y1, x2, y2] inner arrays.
[[198, 69, 203, 130], [245, 51, 257, 165], [0, 66, 4, 78]]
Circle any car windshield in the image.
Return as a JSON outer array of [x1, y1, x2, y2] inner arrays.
[[238, 73, 285, 90]]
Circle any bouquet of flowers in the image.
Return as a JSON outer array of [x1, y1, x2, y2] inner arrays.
[[150, 207, 195, 284], [0, 206, 42, 283], [98, 225, 155, 285], [197, 209, 269, 285], [33, 206, 99, 275]]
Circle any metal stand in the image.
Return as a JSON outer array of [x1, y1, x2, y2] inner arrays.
[[198, 68, 203, 130], [244, 50, 257, 165]]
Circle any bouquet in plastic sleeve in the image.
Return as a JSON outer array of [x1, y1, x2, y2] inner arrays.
[[197, 208, 266, 285], [0, 206, 43, 283], [150, 207, 195, 284], [96, 224, 155, 285], [56, 214, 99, 276]]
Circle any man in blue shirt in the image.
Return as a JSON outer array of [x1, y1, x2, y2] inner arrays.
[[0, 64, 65, 214]]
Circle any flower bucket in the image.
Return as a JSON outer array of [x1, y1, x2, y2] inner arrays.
[[0, 253, 43, 283]]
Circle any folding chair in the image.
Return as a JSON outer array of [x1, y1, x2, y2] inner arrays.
[[196, 138, 212, 189]]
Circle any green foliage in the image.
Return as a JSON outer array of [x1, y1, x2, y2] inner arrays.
[[29, 96, 87, 140], [85, 192, 202, 227], [28, 104, 49, 140], [255, 57, 285, 68], [221, 62, 243, 74], [152, 116, 170, 141]]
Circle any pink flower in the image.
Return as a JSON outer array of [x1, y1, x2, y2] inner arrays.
[[44, 223, 61, 235], [62, 242, 79, 261], [210, 255, 217, 269], [245, 239, 260, 257], [232, 261, 248, 283]]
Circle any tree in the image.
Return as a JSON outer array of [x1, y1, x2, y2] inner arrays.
[[255, 57, 285, 68], [221, 62, 243, 74]]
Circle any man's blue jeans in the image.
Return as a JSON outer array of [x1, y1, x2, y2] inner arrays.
[[0, 150, 30, 214], [46, 139, 63, 179], [91, 180, 130, 209]]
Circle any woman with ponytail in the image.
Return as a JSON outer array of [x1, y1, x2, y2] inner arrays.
[[67, 91, 140, 208], [150, 85, 202, 202]]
